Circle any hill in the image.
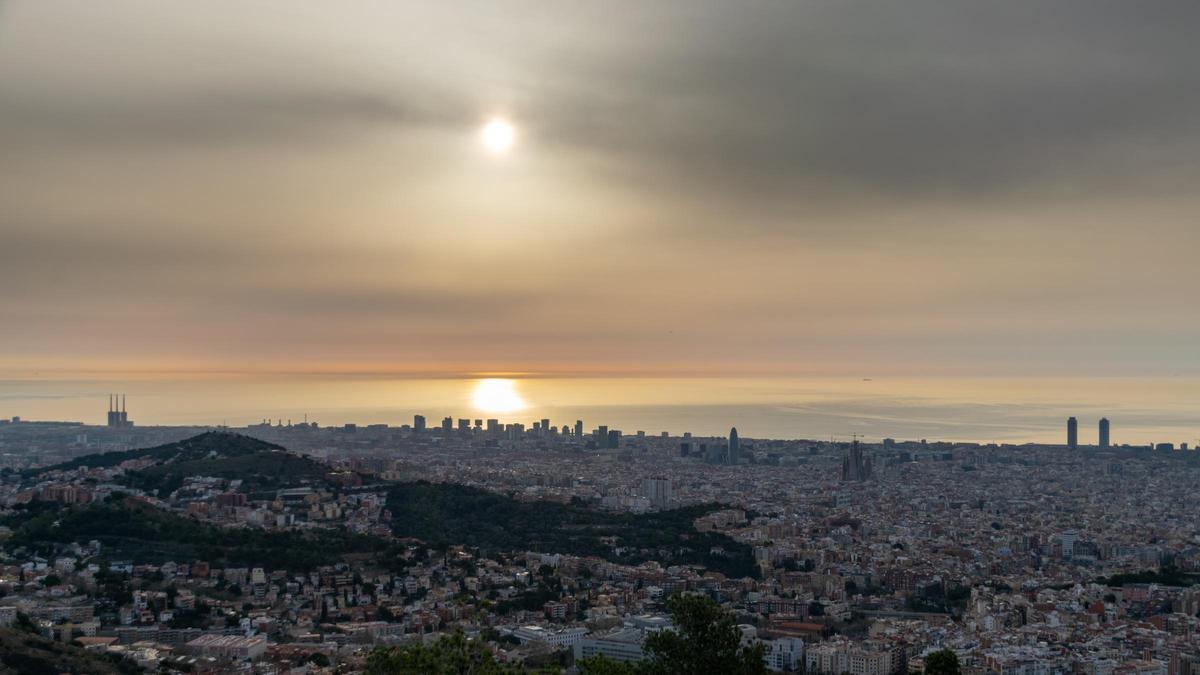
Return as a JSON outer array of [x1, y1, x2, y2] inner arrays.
[[4, 495, 393, 571], [36, 431, 283, 473], [0, 627, 139, 675], [124, 445, 332, 496], [386, 482, 759, 579], [34, 432, 333, 495]]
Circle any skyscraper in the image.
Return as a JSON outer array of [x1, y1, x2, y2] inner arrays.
[[607, 429, 621, 449], [441, 416, 453, 432], [1060, 530, 1079, 559], [1067, 417, 1078, 449], [728, 427, 740, 465], [641, 477, 673, 509], [1099, 418, 1110, 448], [574, 420, 584, 438], [414, 414, 426, 433]]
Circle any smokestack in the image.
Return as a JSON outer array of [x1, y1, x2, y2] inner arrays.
[[121, 394, 126, 413]]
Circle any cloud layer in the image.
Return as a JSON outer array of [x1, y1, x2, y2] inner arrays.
[[2, 0, 1198, 377]]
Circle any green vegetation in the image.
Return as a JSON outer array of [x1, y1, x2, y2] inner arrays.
[[577, 595, 767, 675], [495, 577, 563, 616], [365, 631, 528, 674], [0, 627, 140, 675], [30, 431, 336, 496], [366, 596, 765, 675], [4, 495, 392, 571], [125, 446, 332, 495], [386, 482, 758, 578], [906, 583, 970, 615], [34, 431, 283, 474], [923, 649, 962, 675], [577, 656, 636, 675], [1097, 566, 1200, 588]]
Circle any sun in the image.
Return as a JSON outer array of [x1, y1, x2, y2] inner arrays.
[[480, 117, 516, 154], [471, 378, 526, 413]]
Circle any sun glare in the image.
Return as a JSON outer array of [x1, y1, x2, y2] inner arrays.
[[471, 378, 526, 413], [481, 117, 516, 154]]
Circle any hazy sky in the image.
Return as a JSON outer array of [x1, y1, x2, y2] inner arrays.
[[3, 1, 1199, 379]]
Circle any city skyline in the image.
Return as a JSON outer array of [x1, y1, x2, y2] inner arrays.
[[3, 374, 1199, 445], [5, 390, 1193, 451]]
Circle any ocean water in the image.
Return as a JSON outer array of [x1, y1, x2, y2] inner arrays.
[[2, 375, 1197, 446]]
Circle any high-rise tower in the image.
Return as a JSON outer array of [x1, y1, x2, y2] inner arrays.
[[641, 477, 673, 509], [1099, 418, 1110, 448], [728, 427, 740, 465], [1067, 417, 1078, 449]]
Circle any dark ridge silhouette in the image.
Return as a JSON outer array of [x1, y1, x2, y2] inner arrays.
[[34, 431, 284, 475]]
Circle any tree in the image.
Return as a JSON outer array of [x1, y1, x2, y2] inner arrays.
[[13, 611, 41, 635], [365, 631, 523, 675], [578, 654, 641, 675], [923, 649, 961, 675], [638, 594, 767, 675]]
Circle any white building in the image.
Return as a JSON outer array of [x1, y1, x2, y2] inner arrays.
[[185, 634, 267, 661], [764, 637, 805, 672], [575, 627, 647, 663], [512, 625, 587, 648], [807, 640, 905, 675], [1060, 530, 1079, 559]]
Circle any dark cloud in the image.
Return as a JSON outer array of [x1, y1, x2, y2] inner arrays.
[[5, 1, 1197, 198], [0, 84, 469, 149], [520, 1, 1200, 203]]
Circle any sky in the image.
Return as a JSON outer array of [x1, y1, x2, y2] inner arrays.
[[2, 1, 1199, 409]]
